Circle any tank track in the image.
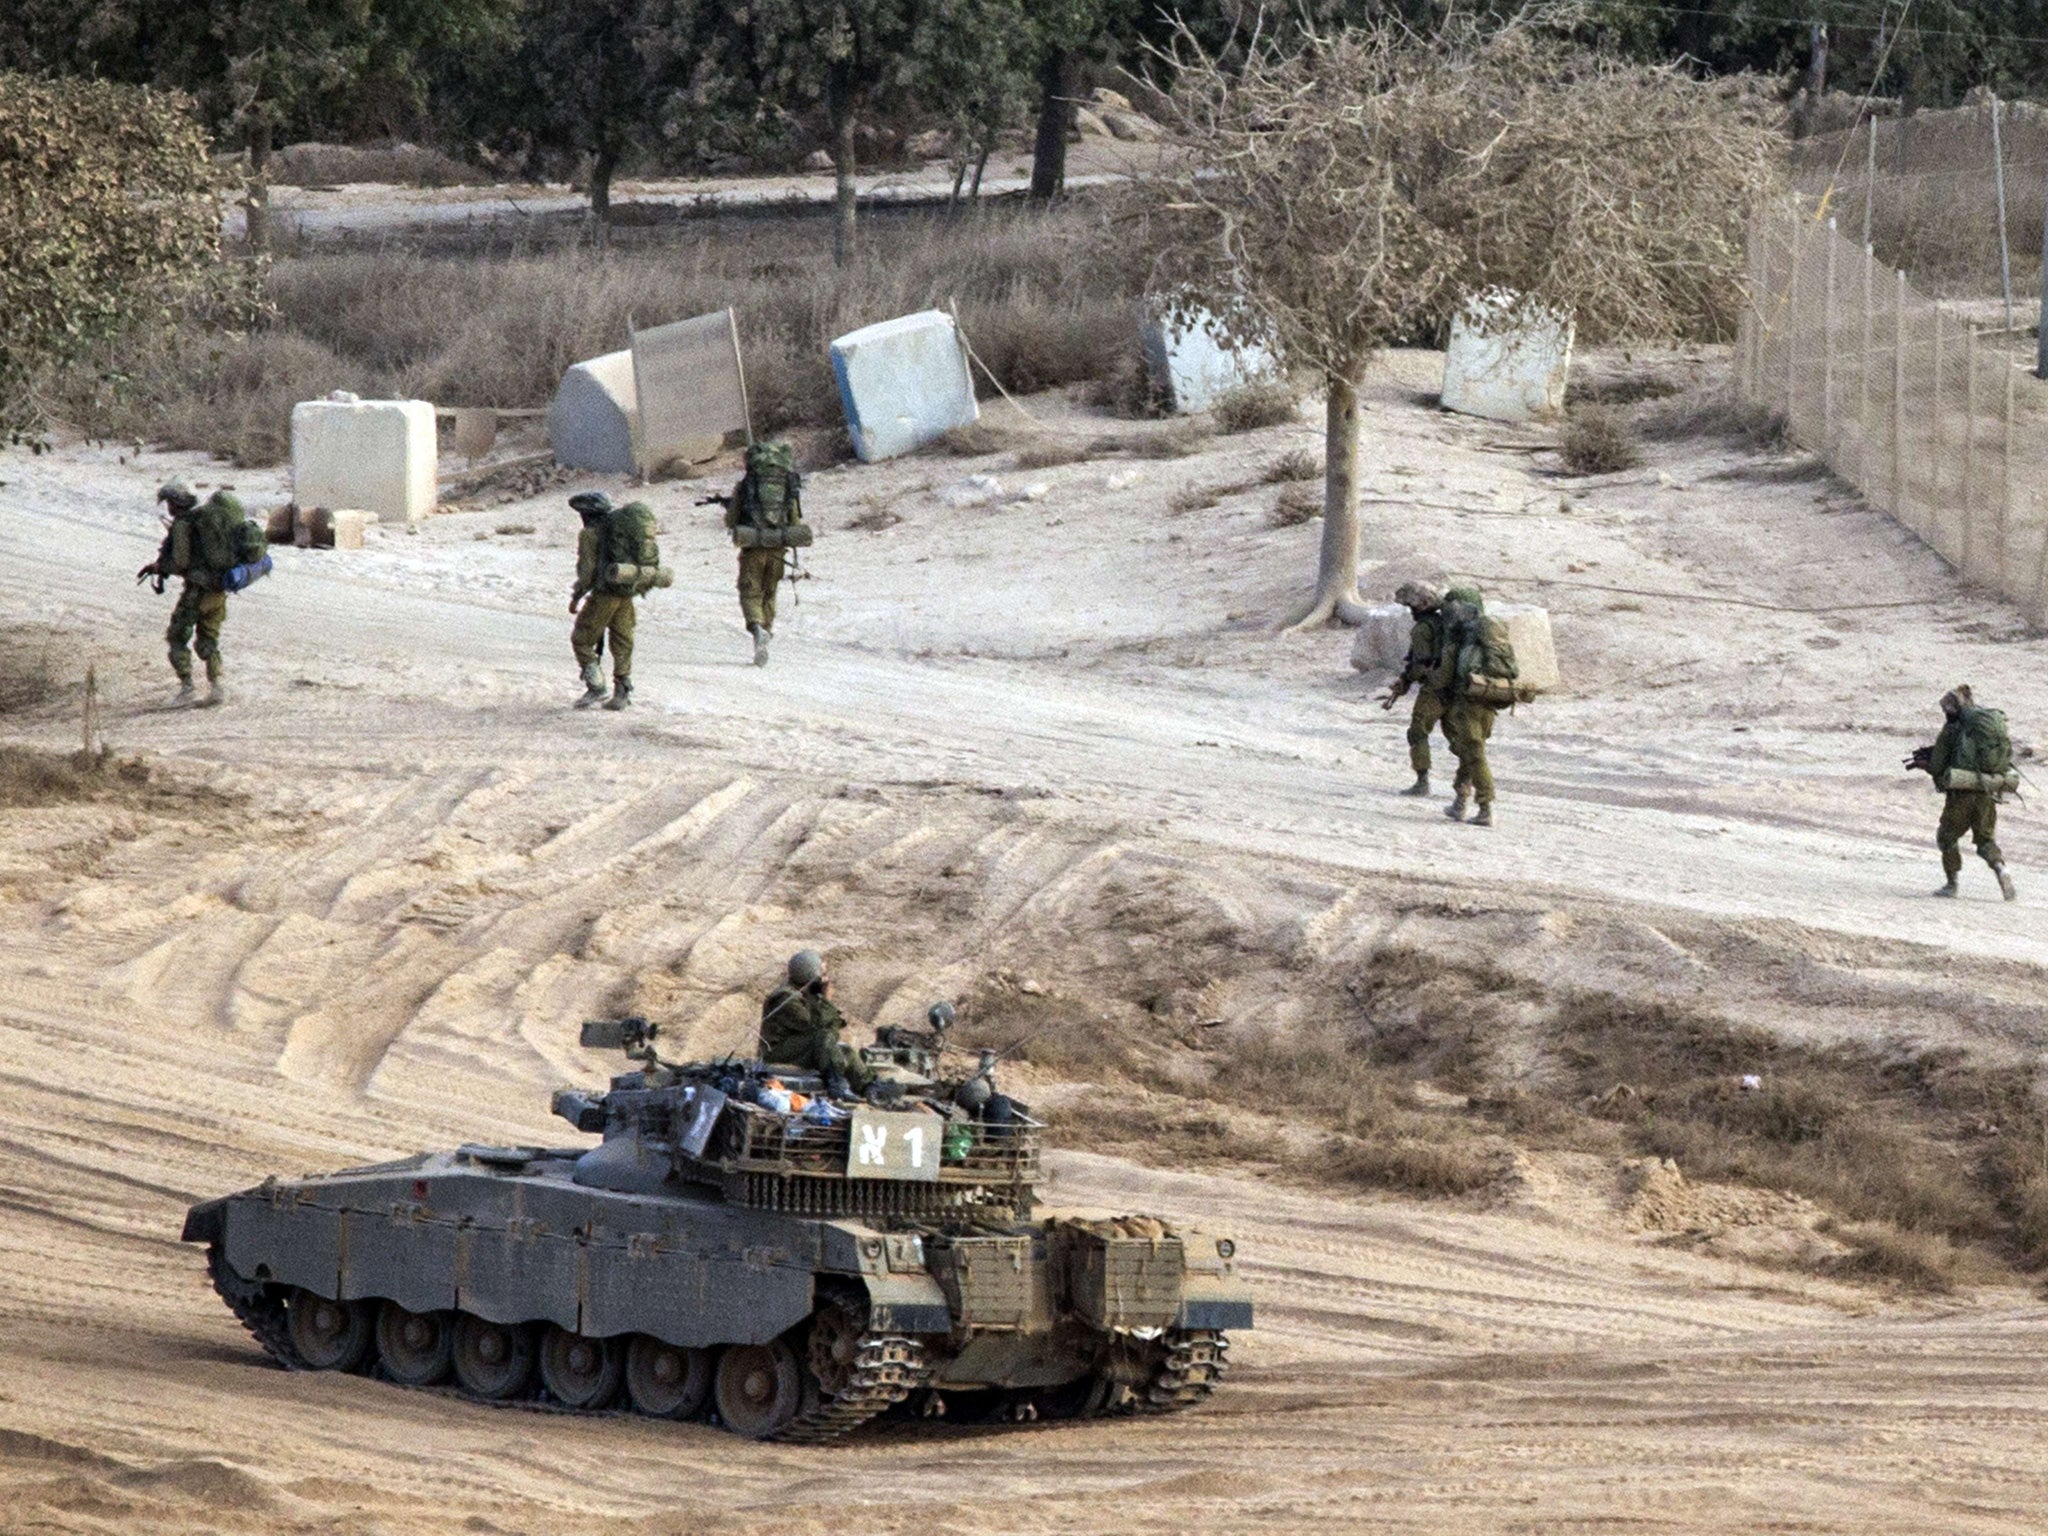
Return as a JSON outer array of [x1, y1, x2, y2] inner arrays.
[[206, 1244, 302, 1369], [1139, 1329, 1229, 1413], [775, 1332, 930, 1445]]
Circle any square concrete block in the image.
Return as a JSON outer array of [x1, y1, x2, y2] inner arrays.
[[329, 510, 370, 550], [1440, 292, 1574, 423], [830, 310, 978, 462], [1349, 604, 1416, 675], [632, 309, 748, 470], [1349, 601, 1558, 693], [1140, 306, 1276, 414], [291, 397, 437, 528], [549, 349, 640, 473]]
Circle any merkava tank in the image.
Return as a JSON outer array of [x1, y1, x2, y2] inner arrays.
[[182, 1010, 1250, 1442]]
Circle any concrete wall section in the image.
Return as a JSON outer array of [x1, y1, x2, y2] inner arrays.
[[830, 310, 978, 462], [1140, 308, 1275, 414], [632, 310, 748, 469], [1440, 293, 1574, 423], [549, 351, 640, 474], [290, 398, 437, 527]]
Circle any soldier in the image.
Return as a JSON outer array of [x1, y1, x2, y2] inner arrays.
[[1439, 586, 1500, 828], [1378, 580, 1450, 797], [568, 491, 636, 711], [708, 441, 809, 668], [1908, 685, 2019, 900], [136, 479, 236, 706], [758, 949, 874, 1093]]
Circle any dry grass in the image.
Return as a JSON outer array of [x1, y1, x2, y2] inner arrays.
[[937, 420, 1013, 457], [1560, 404, 1643, 474], [1013, 438, 1093, 469], [1270, 483, 1323, 526], [271, 141, 485, 188], [55, 209, 1133, 466], [1169, 486, 1220, 514], [1084, 354, 1171, 419], [1263, 448, 1321, 483], [0, 627, 60, 715], [1638, 381, 1785, 446], [0, 745, 157, 810], [1210, 380, 1300, 433]]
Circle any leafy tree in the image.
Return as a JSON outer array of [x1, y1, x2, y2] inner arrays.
[[1024, 0, 1131, 203], [912, 0, 1036, 205], [1122, 21, 1777, 628], [0, 74, 247, 435]]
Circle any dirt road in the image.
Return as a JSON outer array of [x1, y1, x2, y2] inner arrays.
[[3, 352, 2046, 1532]]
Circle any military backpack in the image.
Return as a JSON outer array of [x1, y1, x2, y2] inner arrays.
[[187, 493, 270, 589], [601, 502, 671, 596], [1948, 706, 2020, 794], [729, 441, 814, 550], [1453, 600, 1535, 707]]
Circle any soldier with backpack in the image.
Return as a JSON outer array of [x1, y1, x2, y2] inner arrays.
[[135, 479, 270, 706], [1378, 580, 1450, 797], [708, 441, 812, 668], [1907, 685, 2019, 900], [568, 490, 671, 711], [1438, 585, 1518, 828]]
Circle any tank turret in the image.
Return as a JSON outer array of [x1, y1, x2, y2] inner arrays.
[[182, 1006, 1251, 1441]]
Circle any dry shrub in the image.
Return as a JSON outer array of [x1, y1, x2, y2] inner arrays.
[[271, 141, 485, 188], [1560, 404, 1643, 474], [1087, 422, 1210, 460], [55, 209, 1131, 465], [938, 421, 1013, 457], [1264, 448, 1321, 483], [1170, 486, 1220, 514], [1084, 354, 1170, 419], [1324, 1134, 1504, 1197], [0, 627, 60, 714], [1823, 1224, 1963, 1294], [1210, 380, 1299, 433], [1014, 438, 1093, 469], [1270, 483, 1322, 526], [1638, 380, 1784, 446]]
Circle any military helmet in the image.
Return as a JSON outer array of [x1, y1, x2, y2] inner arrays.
[[787, 949, 825, 989], [1394, 580, 1442, 611], [569, 491, 613, 519], [157, 478, 198, 511], [954, 1074, 993, 1112], [927, 1001, 956, 1033], [1942, 685, 1974, 714]]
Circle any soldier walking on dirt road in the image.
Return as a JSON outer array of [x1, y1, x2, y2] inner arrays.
[[708, 441, 811, 669], [1907, 685, 2020, 900], [1378, 581, 1450, 798], [136, 479, 267, 708], [568, 491, 669, 712], [1439, 586, 1502, 828]]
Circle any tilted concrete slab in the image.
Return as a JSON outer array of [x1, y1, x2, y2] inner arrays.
[[1140, 307, 1276, 415], [830, 310, 978, 462]]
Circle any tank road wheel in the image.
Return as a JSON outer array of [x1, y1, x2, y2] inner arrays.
[[625, 1336, 713, 1420], [806, 1298, 867, 1398], [376, 1303, 454, 1387], [451, 1314, 537, 1401], [714, 1340, 805, 1439], [287, 1289, 374, 1372], [540, 1325, 624, 1410]]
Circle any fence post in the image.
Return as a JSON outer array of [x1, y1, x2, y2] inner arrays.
[[2038, 153, 2048, 379], [1893, 269, 1907, 521], [1823, 219, 1838, 452], [1930, 305, 1947, 554], [1991, 95, 2016, 331], [1860, 244, 1875, 491], [1962, 326, 1978, 581], [1863, 115, 1876, 249], [1786, 211, 1804, 433], [2001, 355, 2014, 600]]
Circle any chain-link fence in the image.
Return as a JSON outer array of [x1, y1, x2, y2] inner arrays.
[[1739, 198, 2048, 624]]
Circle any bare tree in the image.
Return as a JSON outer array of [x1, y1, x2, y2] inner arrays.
[[1120, 21, 1778, 628]]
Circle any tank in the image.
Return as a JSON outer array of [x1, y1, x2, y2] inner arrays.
[[181, 1012, 1251, 1442]]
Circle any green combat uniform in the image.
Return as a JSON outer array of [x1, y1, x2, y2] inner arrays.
[[567, 491, 663, 711], [1439, 587, 1499, 824], [719, 442, 809, 667], [736, 547, 783, 637], [139, 486, 242, 702], [1402, 609, 1449, 778], [571, 524, 637, 686], [1924, 699, 2014, 898], [757, 986, 873, 1092]]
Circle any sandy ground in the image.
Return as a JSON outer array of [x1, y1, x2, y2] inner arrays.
[[3, 349, 2048, 1532]]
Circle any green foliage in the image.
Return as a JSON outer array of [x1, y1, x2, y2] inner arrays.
[[0, 73, 247, 436]]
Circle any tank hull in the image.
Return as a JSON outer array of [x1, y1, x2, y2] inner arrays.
[[183, 1143, 1250, 1439]]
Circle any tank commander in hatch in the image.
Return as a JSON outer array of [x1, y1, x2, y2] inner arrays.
[[758, 950, 874, 1094]]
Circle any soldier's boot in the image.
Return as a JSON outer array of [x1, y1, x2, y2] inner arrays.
[[575, 661, 607, 708], [174, 677, 196, 705], [602, 677, 633, 712], [750, 623, 770, 668], [197, 657, 225, 708], [1996, 865, 2018, 902], [1444, 791, 1470, 822], [1400, 773, 1431, 797], [1471, 803, 1494, 828], [1933, 878, 1960, 898]]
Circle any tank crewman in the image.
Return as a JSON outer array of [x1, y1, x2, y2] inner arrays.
[[1439, 586, 1499, 828], [1378, 580, 1450, 797], [1907, 685, 2019, 900], [135, 479, 231, 706], [758, 949, 874, 1093], [568, 491, 636, 711]]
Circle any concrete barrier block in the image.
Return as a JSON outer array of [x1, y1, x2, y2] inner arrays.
[[1140, 307, 1276, 414], [631, 309, 747, 471], [291, 397, 437, 528], [548, 350, 640, 473], [1349, 604, 1415, 674], [1440, 292, 1573, 423], [329, 509, 370, 550], [830, 310, 978, 463]]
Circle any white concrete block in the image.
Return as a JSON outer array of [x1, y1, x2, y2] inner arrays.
[[329, 509, 369, 550], [548, 350, 639, 474], [1440, 291, 1574, 423], [291, 398, 437, 528], [631, 309, 748, 470], [831, 310, 978, 463], [1140, 306, 1276, 415], [1349, 604, 1415, 675]]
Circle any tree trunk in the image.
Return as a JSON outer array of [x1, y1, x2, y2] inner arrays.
[[970, 145, 989, 201], [1028, 47, 1071, 204], [243, 118, 272, 254], [827, 59, 858, 268], [1794, 21, 1829, 137], [1283, 372, 1369, 630], [590, 138, 618, 248]]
